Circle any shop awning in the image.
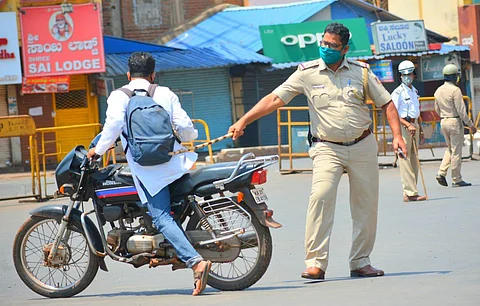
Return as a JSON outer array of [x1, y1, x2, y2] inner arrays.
[[104, 47, 271, 76]]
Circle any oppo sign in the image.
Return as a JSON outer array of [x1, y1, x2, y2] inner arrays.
[[281, 32, 353, 48]]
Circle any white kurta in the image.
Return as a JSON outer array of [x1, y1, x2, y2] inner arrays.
[[391, 83, 420, 119], [94, 79, 198, 203]]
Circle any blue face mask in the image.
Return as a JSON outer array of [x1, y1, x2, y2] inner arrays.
[[319, 46, 344, 65]]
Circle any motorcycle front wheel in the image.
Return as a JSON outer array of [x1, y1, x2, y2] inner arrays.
[[187, 200, 273, 291], [12, 216, 99, 298]]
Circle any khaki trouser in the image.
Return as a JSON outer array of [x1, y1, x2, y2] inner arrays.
[[438, 118, 464, 183], [305, 134, 378, 271], [398, 122, 420, 196]]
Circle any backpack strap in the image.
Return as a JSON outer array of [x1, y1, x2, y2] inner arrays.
[[116, 88, 135, 154], [117, 87, 135, 98], [147, 84, 158, 97]]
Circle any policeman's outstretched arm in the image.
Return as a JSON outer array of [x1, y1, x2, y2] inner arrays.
[[382, 100, 407, 157], [229, 93, 285, 140]]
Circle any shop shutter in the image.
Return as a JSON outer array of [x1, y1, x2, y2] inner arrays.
[[242, 67, 308, 147], [0, 86, 11, 168], [159, 68, 232, 151]]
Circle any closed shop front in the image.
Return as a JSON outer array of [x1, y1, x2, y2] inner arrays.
[[17, 91, 55, 167], [242, 66, 308, 147], [54, 74, 99, 158], [100, 68, 232, 151]]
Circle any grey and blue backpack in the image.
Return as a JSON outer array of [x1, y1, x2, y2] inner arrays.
[[118, 84, 179, 166]]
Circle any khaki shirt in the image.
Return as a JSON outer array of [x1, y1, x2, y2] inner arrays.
[[273, 58, 391, 143], [434, 82, 474, 128]]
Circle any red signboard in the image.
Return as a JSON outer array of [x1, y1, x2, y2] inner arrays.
[[459, 5, 480, 64], [20, 3, 105, 77], [22, 76, 70, 94]]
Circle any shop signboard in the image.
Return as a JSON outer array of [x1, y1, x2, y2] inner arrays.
[[20, 3, 105, 77], [259, 18, 372, 64], [22, 76, 70, 94], [420, 53, 460, 82], [0, 12, 22, 85], [372, 20, 428, 55], [458, 5, 480, 64], [369, 60, 394, 82]]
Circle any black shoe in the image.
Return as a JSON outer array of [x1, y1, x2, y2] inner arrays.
[[436, 174, 448, 187], [452, 181, 472, 187]]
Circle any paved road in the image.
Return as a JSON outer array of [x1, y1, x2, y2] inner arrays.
[[0, 154, 479, 305]]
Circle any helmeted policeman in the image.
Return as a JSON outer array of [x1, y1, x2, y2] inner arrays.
[[228, 22, 406, 281], [434, 64, 477, 187], [391, 60, 426, 202]]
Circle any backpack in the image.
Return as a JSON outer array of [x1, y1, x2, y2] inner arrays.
[[117, 84, 178, 166]]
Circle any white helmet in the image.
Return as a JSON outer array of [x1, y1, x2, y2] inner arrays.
[[398, 60, 415, 75]]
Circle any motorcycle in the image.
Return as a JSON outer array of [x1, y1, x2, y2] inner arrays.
[[12, 137, 281, 298]]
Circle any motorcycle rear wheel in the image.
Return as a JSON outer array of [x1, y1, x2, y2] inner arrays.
[[187, 201, 272, 291], [12, 216, 99, 298]]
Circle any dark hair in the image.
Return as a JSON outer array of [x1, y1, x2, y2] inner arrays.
[[128, 52, 155, 78], [324, 22, 350, 46]]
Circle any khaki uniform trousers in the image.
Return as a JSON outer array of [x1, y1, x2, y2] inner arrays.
[[305, 134, 378, 271], [398, 123, 420, 196], [438, 118, 465, 183]]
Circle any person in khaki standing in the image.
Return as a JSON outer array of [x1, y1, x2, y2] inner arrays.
[[434, 64, 477, 187], [391, 60, 427, 202], [228, 22, 406, 281]]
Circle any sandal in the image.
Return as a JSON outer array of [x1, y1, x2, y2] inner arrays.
[[192, 260, 212, 296]]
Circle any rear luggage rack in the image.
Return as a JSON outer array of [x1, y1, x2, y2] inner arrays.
[[213, 153, 279, 190]]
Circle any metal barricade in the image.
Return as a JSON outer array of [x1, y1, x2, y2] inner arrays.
[[0, 115, 41, 201], [276, 96, 475, 173], [33, 123, 102, 200], [277, 107, 310, 174]]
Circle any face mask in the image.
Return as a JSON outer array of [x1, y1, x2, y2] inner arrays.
[[401, 75, 413, 86], [319, 46, 344, 65]]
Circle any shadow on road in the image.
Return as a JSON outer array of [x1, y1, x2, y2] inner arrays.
[[277, 270, 451, 284], [28, 284, 306, 300]]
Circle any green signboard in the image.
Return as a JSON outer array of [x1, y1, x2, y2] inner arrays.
[[259, 18, 372, 64]]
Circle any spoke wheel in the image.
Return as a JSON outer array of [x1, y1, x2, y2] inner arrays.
[[13, 216, 99, 298], [188, 202, 272, 291]]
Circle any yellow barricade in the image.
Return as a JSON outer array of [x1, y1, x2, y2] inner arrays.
[[33, 123, 102, 200], [0, 115, 41, 201], [277, 96, 475, 173]]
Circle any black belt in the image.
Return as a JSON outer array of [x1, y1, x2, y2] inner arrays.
[[441, 116, 460, 119], [312, 129, 371, 146], [402, 116, 417, 123]]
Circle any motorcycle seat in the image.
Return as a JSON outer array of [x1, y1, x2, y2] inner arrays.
[[170, 162, 255, 198]]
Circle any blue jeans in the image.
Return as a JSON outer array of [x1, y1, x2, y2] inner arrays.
[[140, 184, 203, 268]]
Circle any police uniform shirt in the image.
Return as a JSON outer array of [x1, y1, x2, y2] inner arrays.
[[391, 83, 420, 119], [434, 82, 474, 128], [273, 58, 392, 143]]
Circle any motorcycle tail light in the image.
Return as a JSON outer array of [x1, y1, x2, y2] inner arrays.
[[251, 169, 267, 185]]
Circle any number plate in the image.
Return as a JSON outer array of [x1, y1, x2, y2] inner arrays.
[[250, 187, 268, 204]]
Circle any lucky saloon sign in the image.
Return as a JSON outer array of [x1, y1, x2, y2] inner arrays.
[[372, 20, 428, 54], [259, 18, 372, 64], [20, 3, 105, 77], [0, 12, 22, 85]]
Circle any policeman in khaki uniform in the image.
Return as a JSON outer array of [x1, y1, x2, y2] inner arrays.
[[391, 60, 427, 202], [229, 23, 406, 281], [434, 64, 477, 187]]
